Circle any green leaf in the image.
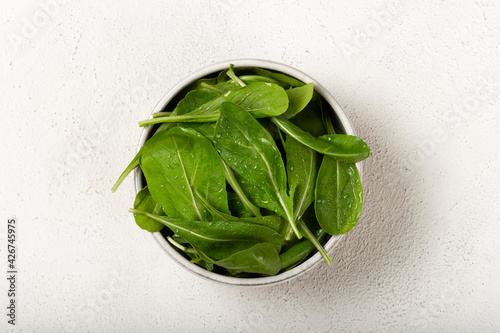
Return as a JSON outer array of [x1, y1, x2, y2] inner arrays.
[[111, 89, 215, 190], [140, 127, 230, 221], [195, 189, 286, 234], [154, 89, 220, 133], [129, 209, 283, 260], [213, 102, 301, 239], [179, 123, 216, 142], [139, 82, 289, 126], [221, 159, 262, 217], [315, 157, 364, 234], [286, 137, 320, 222], [283, 83, 315, 119], [272, 116, 370, 163], [252, 68, 305, 87], [214, 243, 281, 275], [228, 192, 255, 218], [289, 92, 326, 137], [153, 90, 219, 118], [132, 186, 165, 232], [167, 236, 214, 271], [238, 75, 284, 87]]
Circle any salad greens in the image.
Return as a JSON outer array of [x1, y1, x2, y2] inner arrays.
[[113, 65, 370, 277]]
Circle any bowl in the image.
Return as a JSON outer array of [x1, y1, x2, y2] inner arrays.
[[134, 59, 362, 286]]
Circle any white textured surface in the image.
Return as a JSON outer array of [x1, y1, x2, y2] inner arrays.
[[1, 0, 500, 332]]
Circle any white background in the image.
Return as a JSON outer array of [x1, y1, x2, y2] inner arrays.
[[1, 0, 500, 332]]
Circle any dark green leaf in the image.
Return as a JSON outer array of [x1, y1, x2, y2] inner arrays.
[[252, 68, 305, 87], [222, 159, 262, 217], [139, 82, 289, 126], [213, 102, 301, 239], [179, 123, 216, 142], [195, 190, 286, 234], [283, 83, 315, 119], [228, 192, 255, 218], [289, 92, 326, 137], [272, 116, 370, 163], [315, 157, 363, 234], [141, 127, 230, 221], [214, 243, 281, 275], [286, 137, 320, 222], [239, 75, 284, 87], [129, 209, 283, 260], [132, 186, 165, 232]]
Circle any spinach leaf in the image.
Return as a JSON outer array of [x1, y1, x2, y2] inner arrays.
[[222, 159, 262, 217], [138, 82, 289, 126], [272, 116, 370, 163], [315, 158, 363, 235], [153, 90, 219, 118], [195, 189, 286, 234], [314, 113, 364, 235], [114, 65, 371, 277], [179, 123, 216, 142], [239, 75, 284, 86], [214, 242, 281, 275], [283, 83, 315, 119], [252, 68, 305, 87], [141, 127, 229, 221], [213, 102, 301, 239], [228, 192, 255, 218], [132, 186, 165, 232], [286, 136, 320, 221], [167, 236, 214, 271], [129, 209, 283, 260], [289, 91, 326, 137], [111, 90, 221, 192]]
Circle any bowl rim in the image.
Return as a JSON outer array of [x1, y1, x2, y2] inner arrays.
[[134, 58, 362, 286]]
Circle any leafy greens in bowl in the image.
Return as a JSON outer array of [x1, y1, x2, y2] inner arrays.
[[112, 60, 370, 285]]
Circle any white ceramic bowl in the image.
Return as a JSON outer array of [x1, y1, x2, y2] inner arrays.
[[135, 59, 362, 286]]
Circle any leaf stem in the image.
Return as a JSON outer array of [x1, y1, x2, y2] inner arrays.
[[152, 111, 172, 118], [111, 149, 141, 192], [227, 66, 246, 87], [297, 220, 332, 265], [167, 236, 197, 253], [238, 75, 281, 85], [200, 82, 226, 94], [138, 114, 218, 127]]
